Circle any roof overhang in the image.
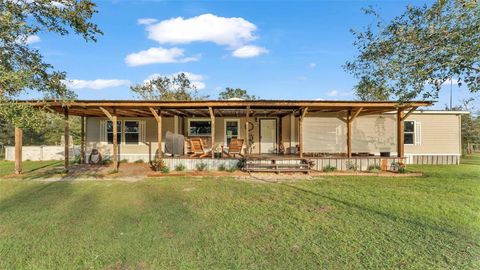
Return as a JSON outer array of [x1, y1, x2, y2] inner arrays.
[[22, 99, 434, 118]]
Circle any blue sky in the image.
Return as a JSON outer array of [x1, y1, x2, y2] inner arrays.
[[26, 0, 477, 110]]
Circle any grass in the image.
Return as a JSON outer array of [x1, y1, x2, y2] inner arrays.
[[0, 156, 479, 269], [0, 160, 62, 177]]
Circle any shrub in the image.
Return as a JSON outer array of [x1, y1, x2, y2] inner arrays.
[[102, 157, 112, 165], [72, 154, 81, 165], [218, 163, 226, 171], [120, 159, 128, 163], [346, 161, 358, 171], [196, 162, 208, 171], [236, 158, 246, 170], [160, 166, 170, 173], [322, 165, 336, 172], [368, 164, 381, 173], [152, 158, 168, 172], [175, 164, 186, 171], [134, 159, 144, 164], [226, 166, 237, 173], [391, 162, 406, 173]]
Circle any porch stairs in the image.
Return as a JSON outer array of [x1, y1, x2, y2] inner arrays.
[[243, 157, 311, 173]]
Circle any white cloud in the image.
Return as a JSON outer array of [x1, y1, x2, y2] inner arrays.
[[64, 79, 131, 90], [125, 47, 199, 66], [232, 45, 268, 58], [138, 18, 158, 25], [309, 63, 317, 69], [145, 72, 206, 90], [328, 90, 339, 97], [145, 13, 257, 48]]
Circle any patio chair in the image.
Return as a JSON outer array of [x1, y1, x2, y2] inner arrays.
[[189, 138, 211, 158], [222, 138, 244, 158]]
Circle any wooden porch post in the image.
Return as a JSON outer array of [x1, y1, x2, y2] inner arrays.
[[64, 108, 69, 172], [397, 108, 405, 158], [347, 109, 352, 158], [299, 107, 308, 158], [80, 116, 85, 164], [245, 106, 250, 157], [149, 107, 162, 158], [99, 107, 118, 169], [208, 107, 215, 158], [14, 127, 22, 174], [346, 107, 362, 158], [112, 113, 118, 169]]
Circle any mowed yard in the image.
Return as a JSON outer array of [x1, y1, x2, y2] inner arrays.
[[0, 156, 479, 269]]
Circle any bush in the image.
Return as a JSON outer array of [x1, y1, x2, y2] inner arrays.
[[218, 163, 226, 171], [391, 162, 406, 173], [368, 164, 381, 173], [152, 158, 169, 172], [196, 162, 208, 171], [134, 159, 144, 164], [175, 164, 186, 171], [322, 165, 336, 172], [102, 157, 112, 165], [120, 159, 128, 163], [226, 166, 237, 173], [72, 154, 81, 165], [346, 161, 358, 171]]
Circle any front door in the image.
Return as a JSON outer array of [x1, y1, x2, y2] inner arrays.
[[260, 119, 277, 153]]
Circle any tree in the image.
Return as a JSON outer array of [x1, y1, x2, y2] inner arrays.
[[446, 98, 480, 153], [344, 0, 479, 101], [218, 88, 258, 100], [0, 0, 102, 130], [354, 77, 390, 101], [131, 73, 208, 101]]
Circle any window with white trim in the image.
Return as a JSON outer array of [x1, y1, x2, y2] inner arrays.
[[225, 119, 240, 145], [124, 121, 140, 144], [107, 121, 122, 144], [404, 121, 415, 145], [188, 119, 211, 136]]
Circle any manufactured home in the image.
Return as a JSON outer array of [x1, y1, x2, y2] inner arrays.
[[8, 100, 468, 173]]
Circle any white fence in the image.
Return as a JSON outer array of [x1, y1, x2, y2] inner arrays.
[[5, 146, 79, 161]]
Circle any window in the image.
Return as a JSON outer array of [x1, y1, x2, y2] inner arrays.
[[188, 120, 211, 136], [225, 119, 239, 145], [107, 121, 121, 144], [124, 121, 139, 144], [404, 121, 415, 145]]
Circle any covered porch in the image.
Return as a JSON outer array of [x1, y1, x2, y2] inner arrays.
[[13, 100, 431, 173]]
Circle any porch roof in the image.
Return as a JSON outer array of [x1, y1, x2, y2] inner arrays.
[[27, 99, 433, 117]]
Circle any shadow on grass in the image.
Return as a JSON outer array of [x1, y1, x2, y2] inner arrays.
[[278, 181, 475, 242]]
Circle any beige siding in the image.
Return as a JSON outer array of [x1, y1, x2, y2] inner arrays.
[[302, 112, 462, 156], [404, 114, 461, 155], [85, 111, 463, 161]]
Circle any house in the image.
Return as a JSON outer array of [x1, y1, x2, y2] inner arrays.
[[9, 100, 468, 173]]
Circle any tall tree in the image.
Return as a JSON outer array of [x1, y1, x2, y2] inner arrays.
[[131, 73, 208, 101], [0, 0, 102, 130], [344, 0, 479, 101], [218, 87, 258, 100], [446, 98, 480, 152]]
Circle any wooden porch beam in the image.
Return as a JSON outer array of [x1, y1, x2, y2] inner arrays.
[[401, 107, 418, 121], [15, 127, 22, 174], [100, 107, 118, 169], [99, 107, 114, 121], [149, 107, 163, 158], [351, 107, 363, 121], [397, 109, 405, 158], [208, 107, 215, 158], [64, 108, 69, 172], [245, 106, 250, 157], [80, 116, 85, 164], [347, 110, 352, 158], [299, 107, 309, 158]]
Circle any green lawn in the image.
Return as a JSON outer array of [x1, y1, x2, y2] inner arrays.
[[0, 157, 479, 269]]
